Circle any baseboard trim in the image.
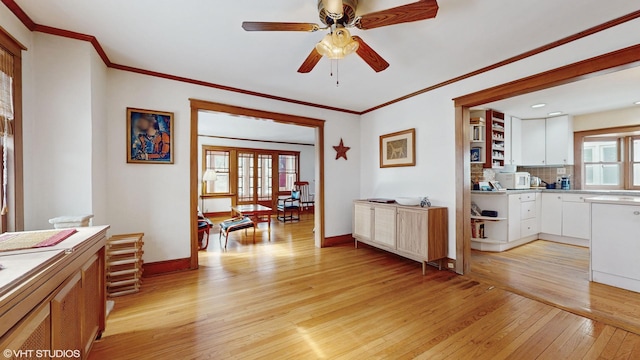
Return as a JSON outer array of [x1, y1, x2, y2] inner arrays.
[[324, 234, 353, 247], [143, 258, 192, 277]]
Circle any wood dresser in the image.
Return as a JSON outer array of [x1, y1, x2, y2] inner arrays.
[[0, 226, 109, 359], [353, 201, 448, 274]]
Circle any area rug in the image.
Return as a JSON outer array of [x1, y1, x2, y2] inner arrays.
[[0, 229, 77, 252]]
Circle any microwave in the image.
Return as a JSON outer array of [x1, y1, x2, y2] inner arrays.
[[495, 172, 530, 190]]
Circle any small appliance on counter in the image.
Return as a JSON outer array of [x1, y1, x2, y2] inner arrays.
[[530, 176, 543, 188], [560, 176, 571, 190], [495, 172, 531, 190]]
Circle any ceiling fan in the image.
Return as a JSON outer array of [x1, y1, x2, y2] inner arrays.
[[242, 0, 439, 74]]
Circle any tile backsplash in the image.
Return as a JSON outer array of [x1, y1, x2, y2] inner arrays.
[[518, 166, 574, 186], [471, 163, 574, 187]]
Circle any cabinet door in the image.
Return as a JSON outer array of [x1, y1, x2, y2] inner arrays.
[[521, 218, 539, 238], [520, 119, 546, 165], [0, 303, 51, 359], [509, 116, 522, 165], [541, 193, 563, 235], [546, 115, 574, 165], [592, 204, 640, 280], [562, 201, 590, 239], [396, 208, 428, 258], [353, 203, 373, 241], [373, 206, 396, 248], [521, 201, 536, 220], [81, 253, 105, 357], [51, 272, 83, 355], [507, 195, 521, 241]]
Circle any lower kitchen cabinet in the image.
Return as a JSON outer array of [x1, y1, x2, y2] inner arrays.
[[353, 201, 448, 274], [540, 193, 590, 246], [541, 193, 562, 235], [591, 201, 640, 292]]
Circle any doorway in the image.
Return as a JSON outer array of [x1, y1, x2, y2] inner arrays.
[[189, 99, 326, 269], [453, 44, 640, 333]]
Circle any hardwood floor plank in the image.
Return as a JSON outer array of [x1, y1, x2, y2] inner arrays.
[[89, 220, 640, 359]]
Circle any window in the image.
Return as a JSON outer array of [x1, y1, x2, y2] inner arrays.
[[577, 128, 640, 190], [278, 154, 298, 192], [203, 148, 230, 194], [633, 137, 640, 188], [583, 139, 622, 188]]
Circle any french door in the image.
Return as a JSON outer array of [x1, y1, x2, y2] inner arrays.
[[237, 151, 276, 208]]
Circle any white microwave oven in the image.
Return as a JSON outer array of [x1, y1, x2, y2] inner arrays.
[[495, 172, 530, 190]]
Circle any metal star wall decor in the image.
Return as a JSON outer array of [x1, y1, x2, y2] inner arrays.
[[333, 138, 350, 160]]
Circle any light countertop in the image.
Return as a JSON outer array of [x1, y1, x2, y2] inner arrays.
[[472, 189, 640, 196], [585, 195, 640, 206]]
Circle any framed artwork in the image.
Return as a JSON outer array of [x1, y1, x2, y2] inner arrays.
[[379, 128, 416, 168], [127, 108, 174, 164]]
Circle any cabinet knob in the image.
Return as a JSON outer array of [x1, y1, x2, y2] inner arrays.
[[634, 211, 640, 216], [557, 196, 561, 199]]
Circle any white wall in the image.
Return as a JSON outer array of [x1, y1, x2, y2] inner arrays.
[[90, 47, 109, 226], [574, 106, 640, 132], [361, 18, 640, 259], [107, 70, 360, 263], [197, 134, 316, 213], [27, 34, 93, 229]]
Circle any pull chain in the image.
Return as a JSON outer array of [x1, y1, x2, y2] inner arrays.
[[336, 60, 340, 87]]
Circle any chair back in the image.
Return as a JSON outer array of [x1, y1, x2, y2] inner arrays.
[[294, 181, 312, 202]]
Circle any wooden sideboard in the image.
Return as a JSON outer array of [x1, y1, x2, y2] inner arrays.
[[0, 226, 109, 359], [353, 201, 448, 274]]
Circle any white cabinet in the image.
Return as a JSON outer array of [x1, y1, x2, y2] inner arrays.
[[516, 116, 574, 166], [374, 206, 396, 248], [507, 195, 521, 241], [562, 194, 590, 239], [591, 202, 640, 292], [508, 116, 522, 165], [546, 115, 574, 165], [520, 119, 546, 165], [541, 193, 562, 236]]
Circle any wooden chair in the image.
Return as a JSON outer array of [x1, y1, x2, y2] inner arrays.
[[294, 181, 315, 213], [219, 217, 256, 248], [197, 211, 214, 250], [277, 191, 301, 222]]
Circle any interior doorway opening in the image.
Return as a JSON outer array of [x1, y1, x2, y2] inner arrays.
[[189, 99, 326, 268]]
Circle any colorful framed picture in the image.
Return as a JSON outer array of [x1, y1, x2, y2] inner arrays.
[[379, 128, 416, 168], [127, 108, 174, 164]]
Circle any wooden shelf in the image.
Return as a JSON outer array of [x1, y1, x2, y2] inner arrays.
[[471, 215, 507, 221]]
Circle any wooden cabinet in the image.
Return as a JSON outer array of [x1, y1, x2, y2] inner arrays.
[[0, 227, 108, 360], [591, 201, 640, 292], [353, 201, 448, 274], [353, 203, 373, 242], [373, 206, 396, 249], [541, 193, 563, 235], [520, 119, 546, 165]]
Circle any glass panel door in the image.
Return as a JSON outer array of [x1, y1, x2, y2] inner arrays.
[[257, 154, 273, 205], [237, 152, 254, 203]]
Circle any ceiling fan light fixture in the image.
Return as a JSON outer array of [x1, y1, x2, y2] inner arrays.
[[315, 29, 359, 60]]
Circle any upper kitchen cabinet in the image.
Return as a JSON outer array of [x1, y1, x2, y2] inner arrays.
[[546, 115, 574, 165], [516, 115, 574, 166], [520, 119, 546, 165], [508, 116, 522, 166]]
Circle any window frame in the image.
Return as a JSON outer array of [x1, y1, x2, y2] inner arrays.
[[574, 126, 640, 191], [201, 146, 234, 197], [277, 151, 300, 195], [582, 136, 623, 190]]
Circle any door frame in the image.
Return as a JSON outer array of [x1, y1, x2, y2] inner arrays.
[[453, 44, 640, 275], [189, 99, 326, 269]]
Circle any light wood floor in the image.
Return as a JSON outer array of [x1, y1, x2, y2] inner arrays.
[[472, 240, 640, 336], [90, 219, 640, 359]]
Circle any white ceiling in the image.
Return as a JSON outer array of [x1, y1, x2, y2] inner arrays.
[[198, 111, 316, 144], [14, 0, 640, 111], [482, 66, 640, 119]]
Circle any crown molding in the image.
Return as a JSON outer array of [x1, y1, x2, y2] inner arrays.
[[3, 0, 639, 115]]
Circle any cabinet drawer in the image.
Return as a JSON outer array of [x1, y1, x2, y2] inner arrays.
[[562, 194, 587, 203], [521, 201, 537, 220], [520, 193, 536, 202], [521, 218, 538, 238]]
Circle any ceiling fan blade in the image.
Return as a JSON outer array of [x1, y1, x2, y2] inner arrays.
[[297, 48, 323, 73], [353, 36, 390, 72], [242, 22, 320, 32], [356, 0, 439, 30]]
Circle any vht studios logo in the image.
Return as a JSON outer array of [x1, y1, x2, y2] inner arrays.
[[3, 349, 81, 359]]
